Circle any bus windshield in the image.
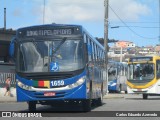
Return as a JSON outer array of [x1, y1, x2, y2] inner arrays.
[[108, 64, 117, 82], [128, 63, 154, 81], [18, 38, 85, 72]]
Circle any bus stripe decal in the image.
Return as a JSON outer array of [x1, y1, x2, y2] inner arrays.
[[33, 80, 50, 88], [44, 81, 50, 88], [39, 81, 44, 87], [33, 81, 38, 87]]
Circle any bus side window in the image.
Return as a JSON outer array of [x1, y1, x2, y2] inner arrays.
[[156, 60, 160, 79], [87, 37, 92, 62]]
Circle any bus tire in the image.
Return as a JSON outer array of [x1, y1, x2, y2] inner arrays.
[[82, 99, 91, 112], [117, 84, 122, 93], [28, 101, 36, 111], [143, 94, 148, 99]]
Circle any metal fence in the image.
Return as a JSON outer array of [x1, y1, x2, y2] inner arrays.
[[0, 73, 16, 88]]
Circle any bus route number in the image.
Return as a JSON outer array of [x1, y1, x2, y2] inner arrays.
[[51, 80, 64, 87]]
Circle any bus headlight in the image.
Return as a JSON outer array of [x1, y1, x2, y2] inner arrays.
[[111, 83, 116, 86], [68, 76, 85, 89], [17, 80, 32, 91]]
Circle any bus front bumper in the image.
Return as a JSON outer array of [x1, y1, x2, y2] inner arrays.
[[16, 84, 87, 102], [127, 86, 157, 94]]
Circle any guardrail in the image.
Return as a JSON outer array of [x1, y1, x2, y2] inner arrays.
[[0, 73, 16, 88]]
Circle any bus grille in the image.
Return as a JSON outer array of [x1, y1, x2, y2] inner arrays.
[[24, 74, 74, 80]]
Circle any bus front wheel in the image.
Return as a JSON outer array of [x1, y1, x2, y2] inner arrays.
[[117, 84, 122, 93], [97, 91, 103, 106], [143, 94, 148, 99], [28, 101, 36, 111], [82, 99, 91, 112]]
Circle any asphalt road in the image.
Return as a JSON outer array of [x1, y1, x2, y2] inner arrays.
[[1, 94, 160, 111], [0, 94, 160, 118]]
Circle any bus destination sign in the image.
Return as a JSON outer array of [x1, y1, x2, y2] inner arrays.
[[130, 57, 152, 62], [26, 29, 72, 37]]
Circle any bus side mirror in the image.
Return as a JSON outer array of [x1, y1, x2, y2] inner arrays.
[[9, 37, 16, 61]]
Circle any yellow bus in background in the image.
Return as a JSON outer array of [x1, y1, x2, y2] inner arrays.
[[127, 56, 160, 99]]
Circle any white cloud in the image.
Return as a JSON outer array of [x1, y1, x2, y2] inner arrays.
[[40, 0, 103, 24], [32, 0, 152, 24], [109, 0, 151, 21]]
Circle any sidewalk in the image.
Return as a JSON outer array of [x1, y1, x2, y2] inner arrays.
[[0, 87, 16, 102], [103, 93, 125, 99]]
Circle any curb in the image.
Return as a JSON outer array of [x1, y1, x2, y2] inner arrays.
[[0, 96, 16, 102], [103, 94, 125, 99]]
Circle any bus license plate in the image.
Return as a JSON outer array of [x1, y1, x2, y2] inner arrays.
[[137, 89, 142, 91], [44, 92, 55, 96]]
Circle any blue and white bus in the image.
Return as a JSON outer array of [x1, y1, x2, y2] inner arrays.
[[108, 61, 127, 93], [10, 24, 107, 111]]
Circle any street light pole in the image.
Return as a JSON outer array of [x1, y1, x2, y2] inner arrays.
[[104, 0, 109, 94], [159, 0, 160, 44], [120, 47, 123, 62], [43, 0, 46, 24], [104, 0, 109, 54]]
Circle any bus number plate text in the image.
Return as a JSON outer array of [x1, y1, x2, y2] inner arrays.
[[44, 92, 55, 96], [51, 80, 64, 87]]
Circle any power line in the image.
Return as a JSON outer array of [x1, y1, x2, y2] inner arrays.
[[110, 25, 160, 29], [109, 5, 159, 40], [110, 21, 159, 24]]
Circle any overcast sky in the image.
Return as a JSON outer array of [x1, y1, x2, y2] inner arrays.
[[0, 0, 159, 46]]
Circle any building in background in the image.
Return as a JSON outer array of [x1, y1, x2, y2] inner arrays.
[[155, 45, 160, 55], [0, 29, 16, 62], [108, 41, 135, 62], [108, 40, 158, 62], [138, 46, 156, 55]]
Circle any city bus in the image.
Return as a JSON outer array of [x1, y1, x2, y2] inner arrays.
[[10, 24, 107, 111], [127, 56, 160, 99], [108, 61, 127, 93]]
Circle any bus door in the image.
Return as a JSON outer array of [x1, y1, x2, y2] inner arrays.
[[156, 60, 160, 93]]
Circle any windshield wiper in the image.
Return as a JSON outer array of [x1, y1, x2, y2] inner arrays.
[[30, 38, 43, 57], [53, 37, 67, 53]]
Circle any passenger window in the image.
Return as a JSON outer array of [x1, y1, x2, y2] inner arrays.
[[156, 60, 160, 79]]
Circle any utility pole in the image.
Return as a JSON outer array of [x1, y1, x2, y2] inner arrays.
[[159, 0, 160, 44], [4, 8, 6, 30], [120, 47, 123, 62], [104, 0, 109, 94]]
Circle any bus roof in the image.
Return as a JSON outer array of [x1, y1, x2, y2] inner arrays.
[[17, 23, 83, 31], [128, 56, 160, 63], [16, 23, 105, 50]]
